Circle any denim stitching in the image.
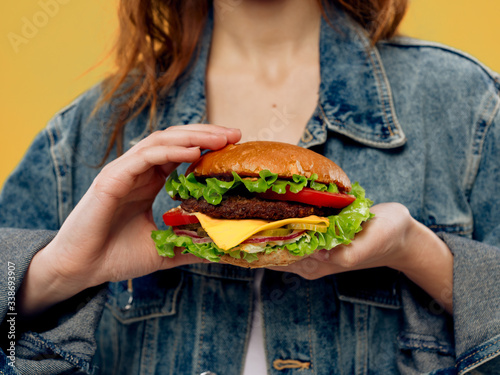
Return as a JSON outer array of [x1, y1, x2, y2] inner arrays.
[[106, 307, 178, 324], [428, 223, 473, 236], [362, 307, 368, 375], [463, 93, 499, 196], [355, 304, 368, 375], [457, 338, 500, 365], [319, 102, 390, 137], [381, 38, 500, 90], [179, 265, 254, 281], [408, 345, 453, 354], [366, 42, 393, 137], [168, 334, 179, 375], [306, 282, 315, 374], [352, 26, 399, 139], [240, 278, 255, 375], [318, 103, 405, 149], [196, 279, 207, 374], [478, 98, 498, 155], [22, 332, 88, 357], [397, 338, 454, 355], [317, 26, 408, 150], [166, 271, 184, 316], [460, 347, 500, 373], [336, 289, 345, 375], [139, 318, 158, 374], [105, 273, 182, 324], [372, 45, 403, 139], [350, 28, 388, 128], [428, 224, 472, 229], [52, 114, 71, 223], [18, 332, 91, 370], [46, 126, 64, 227]]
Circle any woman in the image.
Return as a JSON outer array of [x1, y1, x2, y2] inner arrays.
[[1, 0, 499, 374]]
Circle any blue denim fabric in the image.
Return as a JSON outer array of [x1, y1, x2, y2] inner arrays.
[[1, 6, 500, 375]]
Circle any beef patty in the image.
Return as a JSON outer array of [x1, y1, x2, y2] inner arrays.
[[180, 195, 338, 221]]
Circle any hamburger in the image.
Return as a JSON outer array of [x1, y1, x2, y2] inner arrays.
[[152, 141, 373, 268]]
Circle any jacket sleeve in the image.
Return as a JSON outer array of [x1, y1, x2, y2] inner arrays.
[[0, 117, 107, 374], [447, 100, 500, 373]]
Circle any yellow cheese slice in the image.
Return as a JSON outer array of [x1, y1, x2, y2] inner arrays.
[[194, 213, 329, 250]]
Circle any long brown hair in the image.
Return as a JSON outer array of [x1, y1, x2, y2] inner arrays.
[[98, 0, 408, 162]]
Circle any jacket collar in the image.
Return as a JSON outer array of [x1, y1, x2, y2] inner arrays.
[[158, 6, 406, 149], [318, 8, 406, 148]]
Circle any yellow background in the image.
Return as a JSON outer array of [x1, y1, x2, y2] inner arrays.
[[1, 1, 500, 187]]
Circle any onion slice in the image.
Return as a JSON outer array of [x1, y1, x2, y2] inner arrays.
[[172, 228, 213, 244], [173, 227, 306, 246], [242, 230, 305, 244]]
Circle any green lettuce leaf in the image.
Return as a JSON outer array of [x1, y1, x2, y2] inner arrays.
[[165, 169, 337, 205], [151, 182, 374, 263]]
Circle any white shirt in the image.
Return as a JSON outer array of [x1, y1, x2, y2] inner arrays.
[[242, 268, 267, 374]]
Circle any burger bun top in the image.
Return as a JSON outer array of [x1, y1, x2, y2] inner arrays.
[[187, 141, 351, 191]]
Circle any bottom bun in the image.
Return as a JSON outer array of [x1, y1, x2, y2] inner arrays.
[[221, 249, 316, 268]]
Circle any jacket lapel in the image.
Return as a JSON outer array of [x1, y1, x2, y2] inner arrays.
[[318, 8, 406, 149]]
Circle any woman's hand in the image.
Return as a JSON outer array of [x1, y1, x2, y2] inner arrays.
[[19, 124, 241, 315], [269, 203, 454, 313]]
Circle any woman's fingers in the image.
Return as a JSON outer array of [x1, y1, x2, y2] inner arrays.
[[268, 245, 375, 280], [168, 124, 241, 143], [118, 125, 241, 175], [140, 125, 241, 149], [85, 124, 242, 232], [157, 248, 209, 271], [268, 203, 414, 280], [114, 145, 202, 186], [92, 125, 241, 201]]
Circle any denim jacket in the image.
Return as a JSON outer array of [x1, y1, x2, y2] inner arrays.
[[1, 7, 499, 375]]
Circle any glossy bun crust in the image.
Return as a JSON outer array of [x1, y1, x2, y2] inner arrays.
[[187, 141, 351, 191], [221, 248, 316, 268]]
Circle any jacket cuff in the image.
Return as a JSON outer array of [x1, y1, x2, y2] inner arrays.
[[438, 232, 500, 373], [0, 228, 107, 374], [13, 288, 107, 374], [0, 228, 56, 322]]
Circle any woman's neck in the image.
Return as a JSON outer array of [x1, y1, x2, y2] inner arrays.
[[211, 0, 321, 77], [207, 0, 322, 145]]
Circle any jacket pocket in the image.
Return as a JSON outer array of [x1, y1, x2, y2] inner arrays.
[[397, 331, 456, 374], [398, 332, 455, 356], [427, 222, 473, 238], [335, 268, 402, 309], [105, 269, 183, 324]]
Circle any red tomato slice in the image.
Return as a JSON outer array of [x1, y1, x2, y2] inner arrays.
[[256, 187, 355, 208], [162, 207, 199, 226]]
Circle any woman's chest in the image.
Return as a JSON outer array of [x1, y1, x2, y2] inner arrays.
[[205, 65, 320, 145]]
